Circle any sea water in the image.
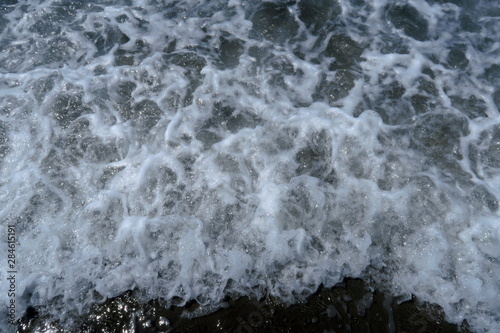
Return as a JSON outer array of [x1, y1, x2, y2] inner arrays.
[[0, 0, 499, 331]]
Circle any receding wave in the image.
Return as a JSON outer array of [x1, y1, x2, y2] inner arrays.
[[0, 0, 499, 332]]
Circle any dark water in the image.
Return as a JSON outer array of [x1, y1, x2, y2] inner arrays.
[[0, 0, 499, 332], [18, 278, 473, 332]]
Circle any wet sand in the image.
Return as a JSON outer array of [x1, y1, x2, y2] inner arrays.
[[16, 278, 474, 333]]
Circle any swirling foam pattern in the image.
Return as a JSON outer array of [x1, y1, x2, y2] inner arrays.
[[0, 0, 499, 331]]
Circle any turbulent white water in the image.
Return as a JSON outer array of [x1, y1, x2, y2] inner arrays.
[[0, 0, 499, 331]]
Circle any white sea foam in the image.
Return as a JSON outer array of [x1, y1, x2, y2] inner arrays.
[[0, 0, 499, 332]]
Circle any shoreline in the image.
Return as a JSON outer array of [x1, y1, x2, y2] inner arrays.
[[16, 278, 474, 332]]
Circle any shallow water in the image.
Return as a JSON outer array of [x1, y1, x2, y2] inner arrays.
[[17, 278, 474, 332], [0, 0, 499, 332]]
